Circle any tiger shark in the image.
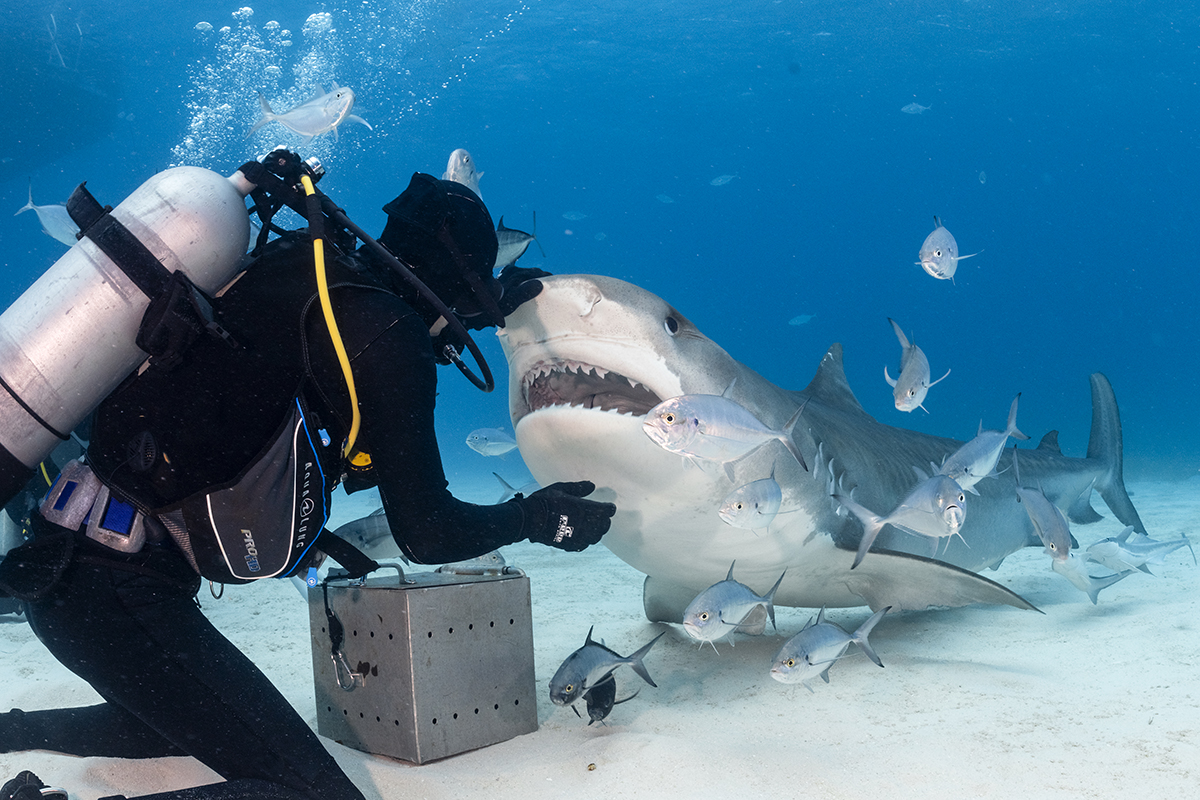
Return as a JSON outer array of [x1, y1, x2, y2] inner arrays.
[[497, 275, 1145, 618]]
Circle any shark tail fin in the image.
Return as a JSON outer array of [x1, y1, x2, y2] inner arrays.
[[626, 632, 665, 688], [1085, 373, 1146, 533], [851, 605, 890, 667]]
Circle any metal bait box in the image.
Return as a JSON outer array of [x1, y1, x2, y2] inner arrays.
[[308, 566, 537, 764]]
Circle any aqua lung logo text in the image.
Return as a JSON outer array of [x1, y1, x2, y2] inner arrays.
[[294, 460, 316, 551], [242, 529, 261, 572]]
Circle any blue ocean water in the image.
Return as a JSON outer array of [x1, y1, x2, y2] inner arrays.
[[0, 0, 1196, 490]]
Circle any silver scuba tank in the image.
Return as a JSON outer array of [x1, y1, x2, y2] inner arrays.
[[0, 166, 254, 490]]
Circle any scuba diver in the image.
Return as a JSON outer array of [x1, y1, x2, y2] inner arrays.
[[0, 152, 615, 800]]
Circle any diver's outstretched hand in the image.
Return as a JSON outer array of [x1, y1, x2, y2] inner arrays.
[[518, 481, 615, 552]]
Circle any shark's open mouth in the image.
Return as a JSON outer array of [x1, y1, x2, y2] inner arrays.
[[521, 359, 661, 418]]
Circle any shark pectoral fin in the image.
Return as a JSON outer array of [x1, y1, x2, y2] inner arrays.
[[643, 575, 698, 623], [844, 549, 1040, 613]]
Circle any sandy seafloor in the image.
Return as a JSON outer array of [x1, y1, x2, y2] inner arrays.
[[1, 477, 1197, 800]]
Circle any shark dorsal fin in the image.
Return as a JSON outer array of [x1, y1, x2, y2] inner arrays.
[[800, 344, 869, 417], [1036, 430, 1062, 454]]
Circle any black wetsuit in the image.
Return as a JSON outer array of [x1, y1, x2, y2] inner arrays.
[[0, 236, 531, 799]]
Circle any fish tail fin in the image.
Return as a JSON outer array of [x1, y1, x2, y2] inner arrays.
[[887, 318, 910, 349], [1086, 570, 1132, 605], [626, 631, 665, 688], [779, 400, 809, 471], [835, 494, 885, 569], [1006, 393, 1030, 441], [1085, 373, 1146, 533], [851, 605, 890, 667], [763, 569, 787, 631], [15, 181, 34, 216], [532, 210, 547, 257], [246, 93, 276, 138]]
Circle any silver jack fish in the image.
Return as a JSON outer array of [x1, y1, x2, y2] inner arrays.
[[1086, 526, 1196, 576], [682, 561, 786, 647], [15, 181, 78, 246], [442, 148, 482, 199], [247, 82, 372, 143], [495, 214, 545, 269], [917, 215, 979, 282], [884, 318, 950, 413], [549, 626, 664, 706], [1051, 552, 1134, 605], [1013, 448, 1073, 561], [836, 474, 967, 569], [466, 427, 518, 456], [719, 472, 784, 531], [643, 389, 808, 479], [937, 394, 1029, 492], [770, 606, 889, 690], [577, 673, 639, 725]]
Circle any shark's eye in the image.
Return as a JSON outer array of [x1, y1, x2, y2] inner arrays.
[[664, 316, 680, 335]]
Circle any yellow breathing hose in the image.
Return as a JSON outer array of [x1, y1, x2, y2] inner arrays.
[[300, 174, 361, 459]]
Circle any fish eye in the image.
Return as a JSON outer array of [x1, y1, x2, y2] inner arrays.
[[564, 684, 574, 694], [785, 658, 795, 667], [934, 249, 942, 257], [664, 316, 680, 335], [699, 612, 710, 621], [959, 493, 966, 502], [663, 412, 677, 424]]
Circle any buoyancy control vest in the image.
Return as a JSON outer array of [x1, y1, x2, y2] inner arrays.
[[85, 235, 394, 583]]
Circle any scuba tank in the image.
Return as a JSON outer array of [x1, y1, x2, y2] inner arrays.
[[0, 166, 254, 505]]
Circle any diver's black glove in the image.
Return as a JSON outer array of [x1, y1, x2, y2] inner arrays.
[[496, 265, 551, 317], [517, 481, 615, 552]]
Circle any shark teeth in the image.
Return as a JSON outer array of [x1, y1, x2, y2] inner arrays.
[[521, 359, 661, 418]]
